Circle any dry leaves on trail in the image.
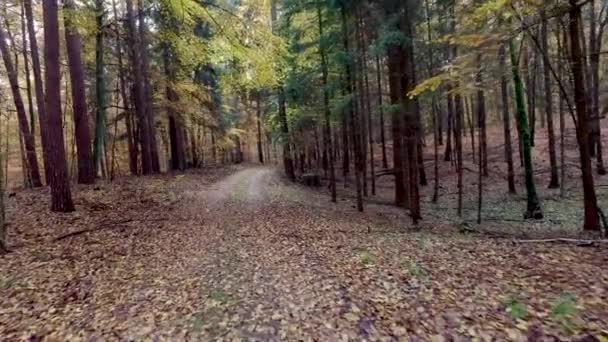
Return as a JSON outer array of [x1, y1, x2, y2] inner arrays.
[[0, 166, 607, 341]]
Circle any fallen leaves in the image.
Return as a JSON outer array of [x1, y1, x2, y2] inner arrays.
[[0, 165, 606, 340]]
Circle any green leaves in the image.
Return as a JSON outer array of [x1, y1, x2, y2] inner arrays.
[[505, 296, 529, 320]]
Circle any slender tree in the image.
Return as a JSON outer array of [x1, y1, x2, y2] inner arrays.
[[509, 37, 542, 219], [0, 23, 42, 187]]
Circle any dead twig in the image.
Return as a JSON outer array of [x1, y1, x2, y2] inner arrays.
[[514, 238, 608, 246]]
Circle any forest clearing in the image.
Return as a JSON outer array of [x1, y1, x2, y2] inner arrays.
[[1, 0, 608, 340]]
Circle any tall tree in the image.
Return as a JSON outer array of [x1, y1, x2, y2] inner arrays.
[[64, 0, 95, 184], [43, 0, 75, 212], [541, 9, 559, 188], [509, 37, 542, 220], [125, 0, 154, 175], [499, 44, 516, 194], [317, 4, 336, 202], [568, 0, 601, 231], [93, 0, 107, 177]]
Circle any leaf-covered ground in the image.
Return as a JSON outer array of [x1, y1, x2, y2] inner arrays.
[[0, 165, 607, 341]]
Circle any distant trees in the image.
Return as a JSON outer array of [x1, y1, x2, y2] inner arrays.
[[0, 0, 605, 233]]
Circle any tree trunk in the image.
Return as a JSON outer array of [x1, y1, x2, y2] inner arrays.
[[558, 25, 566, 198], [90, 0, 107, 178], [138, 0, 160, 173], [20, 1, 35, 140], [342, 5, 363, 212], [0, 23, 42, 188], [538, 10, 560, 188], [476, 54, 488, 177], [499, 44, 516, 194], [375, 56, 388, 169], [64, 0, 95, 184], [568, 1, 601, 231], [125, 0, 154, 175], [588, 0, 606, 174], [23, 0, 51, 184], [509, 38, 542, 220], [317, 4, 336, 202], [43, 0, 75, 212], [256, 91, 264, 164]]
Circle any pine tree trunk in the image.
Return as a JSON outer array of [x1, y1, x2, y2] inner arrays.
[[509, 38, 542, 220], [342, 5, 363, 212], [317, 4, 336, 202], [125, 0, 153, 175], [375, 56, 388, 169], [138, 0, 160, 173], [568, 1, 601, 231], [43, 0, 75, 212], [0, 24, 42, 188], [113, 0, 138, 175], [64, 0, 95, 184]]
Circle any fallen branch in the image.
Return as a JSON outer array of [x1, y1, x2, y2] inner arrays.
[[514, 238, 608, 246], [55, 219, 134, 241], [55, 217, 169, 241]]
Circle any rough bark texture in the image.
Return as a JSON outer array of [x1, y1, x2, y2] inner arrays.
[[43, 0, 75, 212], [568, 2, 601, 231], [64, 0, 95, 184], [126, 0, 154, 175], [138, 0, 160, 173]]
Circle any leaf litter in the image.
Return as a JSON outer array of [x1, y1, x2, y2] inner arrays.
[[0, 165, 606, 340]]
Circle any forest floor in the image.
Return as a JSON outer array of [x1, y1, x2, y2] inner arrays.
[[0, 161, 607, 340]]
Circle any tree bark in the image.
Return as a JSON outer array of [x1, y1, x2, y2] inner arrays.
[[510, 38, 542, 220], [342, 5, 363, 212], [375, 56, 388, 169], [43, 0, 75, 212], [540, 10, 560, 188], [125, 0, 154, 174], [138, 0, 160, 173], [64, 0, 95, 184], [568, 1, 601, 231], [317, 4, 336, 202], [499, 44, 516, 194]]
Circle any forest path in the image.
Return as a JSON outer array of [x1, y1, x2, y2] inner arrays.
[[1, 167, 606, 340], [181, 167, 607, 340]]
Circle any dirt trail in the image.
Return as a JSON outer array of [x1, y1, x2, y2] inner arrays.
[[1, 166, 606, 340]]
